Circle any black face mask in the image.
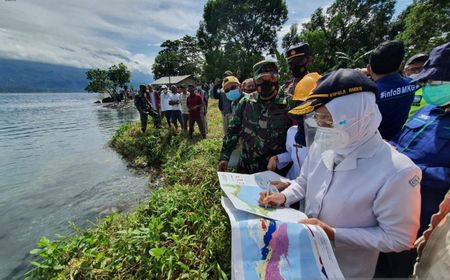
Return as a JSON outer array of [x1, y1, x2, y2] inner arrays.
[[290, 66, 308, 79], [258, 81, 277, 99]]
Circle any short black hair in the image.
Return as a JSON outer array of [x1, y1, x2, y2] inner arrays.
[[369, 40, 405, 75]]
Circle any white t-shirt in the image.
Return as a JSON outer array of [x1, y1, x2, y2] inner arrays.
[[169, 92, 181, 111], [160, 91, 172, 111]]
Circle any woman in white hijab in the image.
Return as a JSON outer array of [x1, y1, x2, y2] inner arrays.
[[260, 69, 421, 279]]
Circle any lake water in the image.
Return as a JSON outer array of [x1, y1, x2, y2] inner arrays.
[[0, 92, 149, 279]]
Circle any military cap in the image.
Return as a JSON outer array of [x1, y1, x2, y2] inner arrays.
[[253, 59, 279, 81], [288, 68, 378, 116], [285, 43, 311, 61], [405, 53, 429, 66]]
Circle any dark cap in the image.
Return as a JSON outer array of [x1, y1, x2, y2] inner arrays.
[[406, 53, 429, 66], [285, 43, 310, 61], [412, 42, 450, 83], [288, 69, 378, 116]]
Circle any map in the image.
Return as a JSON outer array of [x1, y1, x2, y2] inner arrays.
[[218, 171, 307, 223], [222, 197, 344, 280]]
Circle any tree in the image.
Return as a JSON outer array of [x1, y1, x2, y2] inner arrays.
[[197, 0, 288, 80], [151, 36, 203, 80], [296, 0, 395, 73], [85, 63, 130, 99], [396, 0, 450, 57], [282, 23, 301, 50]]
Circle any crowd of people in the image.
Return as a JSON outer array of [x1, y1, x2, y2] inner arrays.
[[134, 83, 208, 139], [215, 40, 450, 279], [133, 39, 449, 278]]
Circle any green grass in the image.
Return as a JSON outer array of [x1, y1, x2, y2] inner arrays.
[[26, 100, 232, 279]]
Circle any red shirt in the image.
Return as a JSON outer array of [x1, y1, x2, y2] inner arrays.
[[187, 93, 203, 118]]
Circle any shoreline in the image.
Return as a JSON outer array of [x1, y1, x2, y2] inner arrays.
[[26, 100, 232, 279]]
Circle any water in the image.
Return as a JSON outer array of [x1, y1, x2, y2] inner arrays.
[[0, 92, 149, 279]]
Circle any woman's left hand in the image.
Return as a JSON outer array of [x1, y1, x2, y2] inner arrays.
[[299, 218, 335, 241]]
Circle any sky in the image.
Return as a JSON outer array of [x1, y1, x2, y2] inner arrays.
[[0, 0, 413, 74]]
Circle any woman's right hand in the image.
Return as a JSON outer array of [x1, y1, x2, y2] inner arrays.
[[270, 180, 291, 191], [258, 192, 286, 207], [267, 156, 278, 171]]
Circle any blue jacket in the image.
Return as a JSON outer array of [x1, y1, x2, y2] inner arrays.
[[391, 105, 450, 235], [375, 73, 418, 140]]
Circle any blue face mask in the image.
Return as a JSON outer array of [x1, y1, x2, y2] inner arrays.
[[226, 89, 241, 101], [423, 82, 450, 106]]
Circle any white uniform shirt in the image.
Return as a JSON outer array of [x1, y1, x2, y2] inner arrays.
[[160, 91, 172, 112], [276, 126, 308, 180], [169, 92, 181, 111], [282, 133, 421, 278]]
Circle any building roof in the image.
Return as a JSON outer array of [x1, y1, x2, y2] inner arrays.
[[152, 75, 193, 85]]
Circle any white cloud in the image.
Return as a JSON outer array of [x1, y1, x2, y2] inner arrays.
[[0, 0, 206, 72]]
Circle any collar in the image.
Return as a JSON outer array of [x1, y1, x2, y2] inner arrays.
[[321, 132, 383, 171]]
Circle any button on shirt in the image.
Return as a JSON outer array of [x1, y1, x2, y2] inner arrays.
[[375, 73, 418, 140], [391, 105, 450, 235], [282, 133, 421, 278]]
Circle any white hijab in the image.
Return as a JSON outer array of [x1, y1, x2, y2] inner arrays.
[[324, 92, 382, 158]]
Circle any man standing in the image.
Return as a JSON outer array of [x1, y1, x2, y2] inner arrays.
[[280, 43, 313, 105], [134, 85, 151, 133], [179, 85, 189, 133], [367, 40, 418, 140], [169, 85, 183, 130], [187, 85, 206, 139], [147, 85, 161, 128], [159, 85, 172, 128], [403, 53, 430, 118], [218, 59, 291, 174]]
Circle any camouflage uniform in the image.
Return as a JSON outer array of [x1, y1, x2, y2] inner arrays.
[[279, 77, 300, 109], [219, 92, 291, 174]]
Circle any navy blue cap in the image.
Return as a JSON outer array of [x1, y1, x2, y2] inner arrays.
[[286, 43, 311, 61], [412, 42, 450, 83], [288, 69, 378, 116]]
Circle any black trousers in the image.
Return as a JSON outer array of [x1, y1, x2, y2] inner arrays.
[[139, 112, 148, 132], [374, 249, 417, 278]]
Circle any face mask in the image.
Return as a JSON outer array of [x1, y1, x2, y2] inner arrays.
[[313, 127, 350, 152], [258, 81, 277, 99], [226, 89, 241, 101], [294, 117, 306, 146], [291, 66, 308, 79], [423, 83, 450, 106]]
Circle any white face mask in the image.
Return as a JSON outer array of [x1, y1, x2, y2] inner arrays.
[[313, 126, 350, 153]]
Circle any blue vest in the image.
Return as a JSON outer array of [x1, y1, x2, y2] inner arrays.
[[391, 105, 450, 235]]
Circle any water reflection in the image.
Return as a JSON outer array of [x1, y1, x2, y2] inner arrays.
[[0, 93, 148, 279]]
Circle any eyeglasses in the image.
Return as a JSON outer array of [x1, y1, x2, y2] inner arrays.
[[224, 85, 239, 93], [305, 112, 334, 128]]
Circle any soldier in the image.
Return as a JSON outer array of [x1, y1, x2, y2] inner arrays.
[[218, 59, 291, 174], [279, 43, 313, 103]]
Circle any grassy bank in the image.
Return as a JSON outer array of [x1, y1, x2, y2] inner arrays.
[[26, 100, 232, 279]]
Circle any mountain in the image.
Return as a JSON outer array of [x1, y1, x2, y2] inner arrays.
[[0, 58, 152, 93]]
